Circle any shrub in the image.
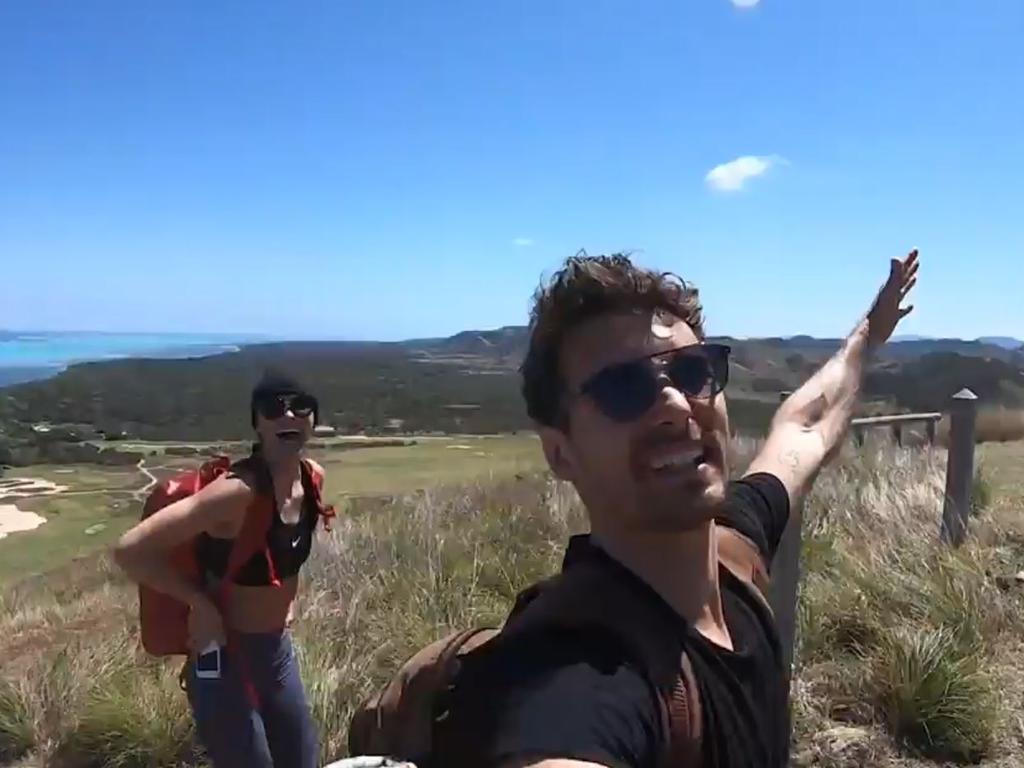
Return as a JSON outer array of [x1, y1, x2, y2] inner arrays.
[[0, 677, 34, 763]]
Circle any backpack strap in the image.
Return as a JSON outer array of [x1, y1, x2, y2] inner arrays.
[[714, 524, 772, 615], [210, 455, 278, 708], [210, 455, 333, 596], [214, 453, 279, 591], [220, 493, 276, 588], [663, 653, 703, 768], [501, 559, 703, 767], [500, 527, 771, 768], [300, 457, 337, 532]]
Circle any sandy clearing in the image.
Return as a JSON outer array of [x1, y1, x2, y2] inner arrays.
[[0, 477, 68, 499], [0, 476, 71, 541], [0, 504, 47, 540], [0, 464, 159, 544]]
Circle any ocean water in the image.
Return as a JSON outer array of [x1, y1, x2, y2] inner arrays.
[[0, 331, 260, 387]]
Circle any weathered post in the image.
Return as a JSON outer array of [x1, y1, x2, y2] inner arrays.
[[926, 418, 936, 446], [891, 422, 903, 447], [940, 389, 979, 547], [769, 391, 800, 679]]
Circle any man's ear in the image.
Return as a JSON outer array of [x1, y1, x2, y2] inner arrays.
[[538, 424, 577, 482]]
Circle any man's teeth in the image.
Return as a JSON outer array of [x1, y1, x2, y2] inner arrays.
[[650, 449, 705, 471]]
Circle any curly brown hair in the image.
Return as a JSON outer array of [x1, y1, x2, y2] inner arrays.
[[521, 252, 705, 428]]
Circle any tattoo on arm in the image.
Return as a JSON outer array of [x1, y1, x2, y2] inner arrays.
[[779, 448, 801, 471]]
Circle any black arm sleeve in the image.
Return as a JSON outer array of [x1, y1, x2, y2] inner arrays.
[[436, 629, 662, 768], [718, 472, 791, 566]]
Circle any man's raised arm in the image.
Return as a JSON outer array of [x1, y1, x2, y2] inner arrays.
[[744, 248, 920, 509]]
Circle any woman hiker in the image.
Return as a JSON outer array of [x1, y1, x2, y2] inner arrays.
[[115, 371, 332, 768]]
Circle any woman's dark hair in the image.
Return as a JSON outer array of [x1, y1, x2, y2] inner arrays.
[[249, 369, 319, 427]]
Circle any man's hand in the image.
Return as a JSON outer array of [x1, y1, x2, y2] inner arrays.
[[865, 248, 919, 349], [743, 248, 922, 511]]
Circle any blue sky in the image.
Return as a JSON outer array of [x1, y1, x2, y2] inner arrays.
[[2, 1, 1021, 341]]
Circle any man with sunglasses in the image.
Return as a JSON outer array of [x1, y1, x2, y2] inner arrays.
[[431, 249, 919, 768]]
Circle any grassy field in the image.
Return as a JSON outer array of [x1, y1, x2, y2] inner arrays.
[[4, 464, 141, 492], [311, 433, 542, 500], [2, 437, 1024, 767], [0, 465, 143, 584], [0, 494, 138, 585], [977, 440, 1024, 503], [0, 435, 543, 585]]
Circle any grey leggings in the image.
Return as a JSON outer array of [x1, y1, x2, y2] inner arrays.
[[185, 631, 319, 768]]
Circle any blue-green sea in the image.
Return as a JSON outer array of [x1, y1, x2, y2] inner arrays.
[[0, 331, 260, 387]]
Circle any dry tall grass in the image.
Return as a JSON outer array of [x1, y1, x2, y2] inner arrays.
[[2, 442, 1024, 767], [974, 408, 1024, 444], [791, 442, 1024, 765], [934, 407, 1024, 445]]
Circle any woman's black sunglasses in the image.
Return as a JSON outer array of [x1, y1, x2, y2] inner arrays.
[[576, 343, 731, 423], [256, 393, 318, 420]]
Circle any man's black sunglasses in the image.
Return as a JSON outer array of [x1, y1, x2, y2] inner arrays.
[[256, 393, 318, 420], [576, 343, 731, 423]]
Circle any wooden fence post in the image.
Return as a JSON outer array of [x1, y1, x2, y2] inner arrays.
[[769, 391, 800, 680], [940, 388, 978, 547], [891, 423, 903, 446], [853, 425, 864, 446]]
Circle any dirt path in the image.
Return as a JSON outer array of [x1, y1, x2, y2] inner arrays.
[[134, 457, 160, 501]]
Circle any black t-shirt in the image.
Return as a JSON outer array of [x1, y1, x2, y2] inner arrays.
[[431, 472, 791, 768]]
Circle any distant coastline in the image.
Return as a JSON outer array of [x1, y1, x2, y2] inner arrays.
[[0, 330, 261, 387]]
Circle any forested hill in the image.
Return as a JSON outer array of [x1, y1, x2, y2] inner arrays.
[[0, 329, 1021, 456]]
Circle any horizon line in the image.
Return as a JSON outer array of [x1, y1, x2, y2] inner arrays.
[[2, 328, 1020, 346]]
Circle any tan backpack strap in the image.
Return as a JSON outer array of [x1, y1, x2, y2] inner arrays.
[[661, 653, 703, 767], [505, 562, 702, 765], [715, 524, 772, 615]]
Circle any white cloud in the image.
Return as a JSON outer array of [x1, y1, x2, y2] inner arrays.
[[731, 0, 760, 7], [704, 155, 783, 192], [513, 237, 534, 247]]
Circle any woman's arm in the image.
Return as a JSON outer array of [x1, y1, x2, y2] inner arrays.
[[113, 474, 252, 606]]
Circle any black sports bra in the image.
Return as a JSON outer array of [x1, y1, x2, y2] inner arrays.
[[196, 480, 318, 587]]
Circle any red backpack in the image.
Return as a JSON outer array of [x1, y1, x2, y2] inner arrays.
[[348, 525, 772, 768], [137, 454, 334, 657]]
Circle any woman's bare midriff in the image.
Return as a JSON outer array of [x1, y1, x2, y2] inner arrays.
[[222, 576, 299, 633]]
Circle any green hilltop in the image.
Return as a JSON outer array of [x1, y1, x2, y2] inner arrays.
[[1, 327, 1022, 467]]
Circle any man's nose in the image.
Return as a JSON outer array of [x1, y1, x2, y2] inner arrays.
[[650, 380, 696, 427]]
